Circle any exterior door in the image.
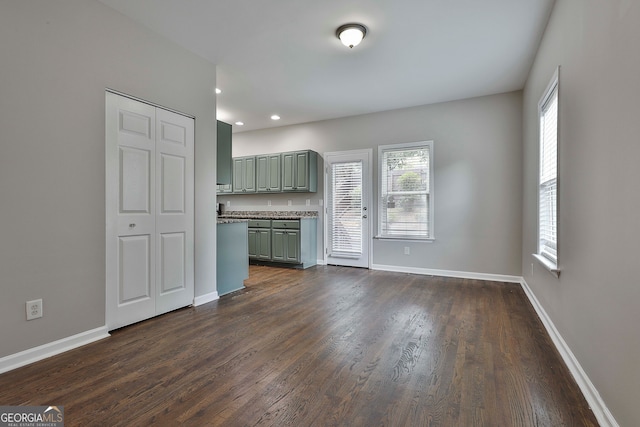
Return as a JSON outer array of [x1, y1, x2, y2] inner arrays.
[[324, 150, 372, 268], [106, 92, 194, 330]]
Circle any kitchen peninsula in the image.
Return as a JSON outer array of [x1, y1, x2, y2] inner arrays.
[[216, 218, 249, 296], [219, 211, 318, 269]]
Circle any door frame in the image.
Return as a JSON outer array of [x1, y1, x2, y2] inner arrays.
[[323, 149, 373, 268]]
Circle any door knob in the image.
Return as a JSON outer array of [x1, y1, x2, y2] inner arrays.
[[362, 215, 367, 219], [129, 223, 136, 228]]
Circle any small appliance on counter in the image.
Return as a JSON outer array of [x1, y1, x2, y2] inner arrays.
[[217, 203, 225, 216]]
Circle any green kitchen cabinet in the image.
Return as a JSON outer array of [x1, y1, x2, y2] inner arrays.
[[269, 219, 316, 268], [271, 228, 300, 264], [232, 156, 256, 193], [281, 150, 317, 192], [216, 121, 232, 186], [248, 221, 271, 260], [256, 154, 281, 192]]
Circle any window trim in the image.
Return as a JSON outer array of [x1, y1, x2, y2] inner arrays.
[[376, 140, 435, 241], [534, 67, 560, 277]]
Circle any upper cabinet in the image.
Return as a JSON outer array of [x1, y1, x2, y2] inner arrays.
[[220, 150, 318, 194], [256, 154, 281, 192], [281, 150, 317, 192], [232, 156, 256, 193], [216, 121, 232, 185]]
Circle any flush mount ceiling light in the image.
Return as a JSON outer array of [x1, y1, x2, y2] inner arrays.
[[336, 23, 367, 48]]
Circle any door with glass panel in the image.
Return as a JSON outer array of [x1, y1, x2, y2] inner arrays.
[[324, 150, 371, 268]]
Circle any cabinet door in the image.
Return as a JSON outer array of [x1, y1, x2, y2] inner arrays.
[[233, 157, 256, 193], [271, 229, 286, 261], [281, 150, 316, 192], [249, 228, 271, 259], [267, 154, 281, 191], [284, 230, 300, 263], [257, 229, 271, 259], [244, 157, 256, 192], [216, 121, 232, 185], [256, 155, 269, 192], [281, 152, 295, 191], [232, 158, 245, 193], [248, 228, 258, 258], [256, 155, 280, 192], [294, 151, 309, 191]]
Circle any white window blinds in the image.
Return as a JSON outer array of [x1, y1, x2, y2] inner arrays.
[[378, 142, 433, 239], [539, 78, 558, 264], [328, 161, 363, 256]]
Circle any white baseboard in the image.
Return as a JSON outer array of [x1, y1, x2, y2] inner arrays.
[[316, 259, 326, 266], [371, 263, 522, 283], [193, 291, 219, 306], [520, 278, 619, 427], [0, 326, 110, 374]]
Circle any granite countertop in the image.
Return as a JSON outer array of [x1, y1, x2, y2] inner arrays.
[[219, 210, 318, 220]]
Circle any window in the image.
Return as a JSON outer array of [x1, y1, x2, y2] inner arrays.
[[378, 141, 434, 240], [536, 68, 559, 273]]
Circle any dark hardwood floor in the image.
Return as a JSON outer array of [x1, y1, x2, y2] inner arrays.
[[0, 265, 598, 426]]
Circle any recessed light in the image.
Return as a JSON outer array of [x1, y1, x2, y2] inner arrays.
[[235, 121, 244, 126], [215, 88, 222, 94], [271, 115, 280, 121]]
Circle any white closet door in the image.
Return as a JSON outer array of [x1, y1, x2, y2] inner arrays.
[[155, 108, 194, 314], [106, 93, 157, 329], [106, 92, 194, 330]]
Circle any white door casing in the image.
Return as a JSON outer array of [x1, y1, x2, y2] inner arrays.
[[324, 150, 372, 268], [106, 92, 194, 330]]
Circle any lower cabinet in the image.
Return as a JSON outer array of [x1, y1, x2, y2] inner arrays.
[[247, 218, 316, 268], [272, 228, 300, 264], [248, 227, 271, 260]]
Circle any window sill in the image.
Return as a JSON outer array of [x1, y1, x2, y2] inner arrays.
[[533, 253, 560, 278], [374, 236, 434, 243]]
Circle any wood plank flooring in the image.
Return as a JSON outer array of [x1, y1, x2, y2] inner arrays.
[[0, 266, 598, 426]]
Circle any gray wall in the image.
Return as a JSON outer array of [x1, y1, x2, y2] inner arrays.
[[522, 0, 640, 425], [0, 1, 217, 357], [220, 91, 523, 277]]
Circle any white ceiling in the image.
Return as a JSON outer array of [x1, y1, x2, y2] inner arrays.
[[99, 0, 555, 133]]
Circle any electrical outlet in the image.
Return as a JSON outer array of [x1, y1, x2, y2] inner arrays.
[[319, 199, 323, 206], [26, 299, 43, 320], [267, 200, 272, 206], [404, 246, 410, 255], [288, 200, 292, 206], [226, 201, 231, 207], [306, 199, 310, 206]]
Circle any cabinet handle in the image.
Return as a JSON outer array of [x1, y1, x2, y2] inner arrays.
[[362, 215, 367, 219]]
